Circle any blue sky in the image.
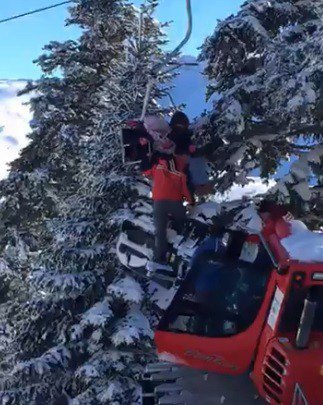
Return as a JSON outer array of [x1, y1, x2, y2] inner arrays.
[[0, 0, 244, 79]]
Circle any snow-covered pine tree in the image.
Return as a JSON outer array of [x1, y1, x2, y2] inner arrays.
[[199, 0, 323, 225], [0, 1, 175, 403]]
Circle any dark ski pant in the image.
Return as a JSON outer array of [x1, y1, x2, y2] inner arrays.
[[153, 200, 186, 263]]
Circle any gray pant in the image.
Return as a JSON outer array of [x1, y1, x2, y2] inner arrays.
[[153, 200, 186, 263]]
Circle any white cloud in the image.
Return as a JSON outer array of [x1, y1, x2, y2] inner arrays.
[[0, 80, 32, 179]]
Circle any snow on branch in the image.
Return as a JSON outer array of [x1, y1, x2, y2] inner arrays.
[[199, 0, 323, 216], [0, 258, 14, 277], [13, 346, 71, 377], [75, 350, 135, 380], [30, 270, 96, 295], [111, 306, 153, 348], [107, 276, 144, 305], [96, 378, 141, 404], [70, 376, 141, 405], [80, 299, 114, 328]]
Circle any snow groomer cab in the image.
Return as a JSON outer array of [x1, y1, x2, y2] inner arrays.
[[155, 211, 323, 404]]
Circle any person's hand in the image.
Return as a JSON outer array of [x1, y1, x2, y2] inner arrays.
[[186, 204, 195, 215], [283, 212, 294, 222], [139, 137, 149, 146], [127, 120, 139, 128]]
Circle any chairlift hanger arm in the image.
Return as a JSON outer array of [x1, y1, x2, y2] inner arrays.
[[140, 0, 193, 121], [153, 0, 193, 75]]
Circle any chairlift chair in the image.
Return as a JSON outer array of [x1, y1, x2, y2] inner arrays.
[[120, 0, 193, 165]]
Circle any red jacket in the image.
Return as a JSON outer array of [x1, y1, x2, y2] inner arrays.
[[143, 159, 193, 204]]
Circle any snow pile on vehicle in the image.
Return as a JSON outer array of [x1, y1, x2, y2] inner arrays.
[[281, 220, 323, 262]]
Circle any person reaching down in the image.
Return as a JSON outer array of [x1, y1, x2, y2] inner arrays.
[[169, 111, 223, 197]]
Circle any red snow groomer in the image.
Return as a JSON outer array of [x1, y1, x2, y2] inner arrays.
[[155, 212, 323, 404]]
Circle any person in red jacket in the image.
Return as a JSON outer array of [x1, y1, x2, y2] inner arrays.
[[258, 200, 294, 242], [144, 157, 194, 273], [258, 200, 294, 224]]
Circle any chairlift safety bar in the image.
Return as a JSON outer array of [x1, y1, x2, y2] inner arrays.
[[120, 127, 153, 166]]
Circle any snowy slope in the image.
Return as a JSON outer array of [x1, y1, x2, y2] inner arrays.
[[0, 80, 32, 179], [166, 55, 213, 119]]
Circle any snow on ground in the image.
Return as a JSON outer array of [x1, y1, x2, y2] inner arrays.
[[145, 364, 262, 404], [281, 220, 323, 262], [179, 367, 262, 404], [0, 80, 31, 179]]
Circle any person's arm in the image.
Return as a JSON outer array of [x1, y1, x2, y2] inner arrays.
[[180, 173, 194, 205], [142, 162, 156, 178], [140, 150, 154, 172], [184, 131, 195, 155], [270, 204, 290, 221], [173, 130, 194, 155], [283, 212, 294, 221], [127, 120, 154, 143], [192, 138, 225, 158]]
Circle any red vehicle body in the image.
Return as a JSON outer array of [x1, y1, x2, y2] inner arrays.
[[155, 216, 323, 404]]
